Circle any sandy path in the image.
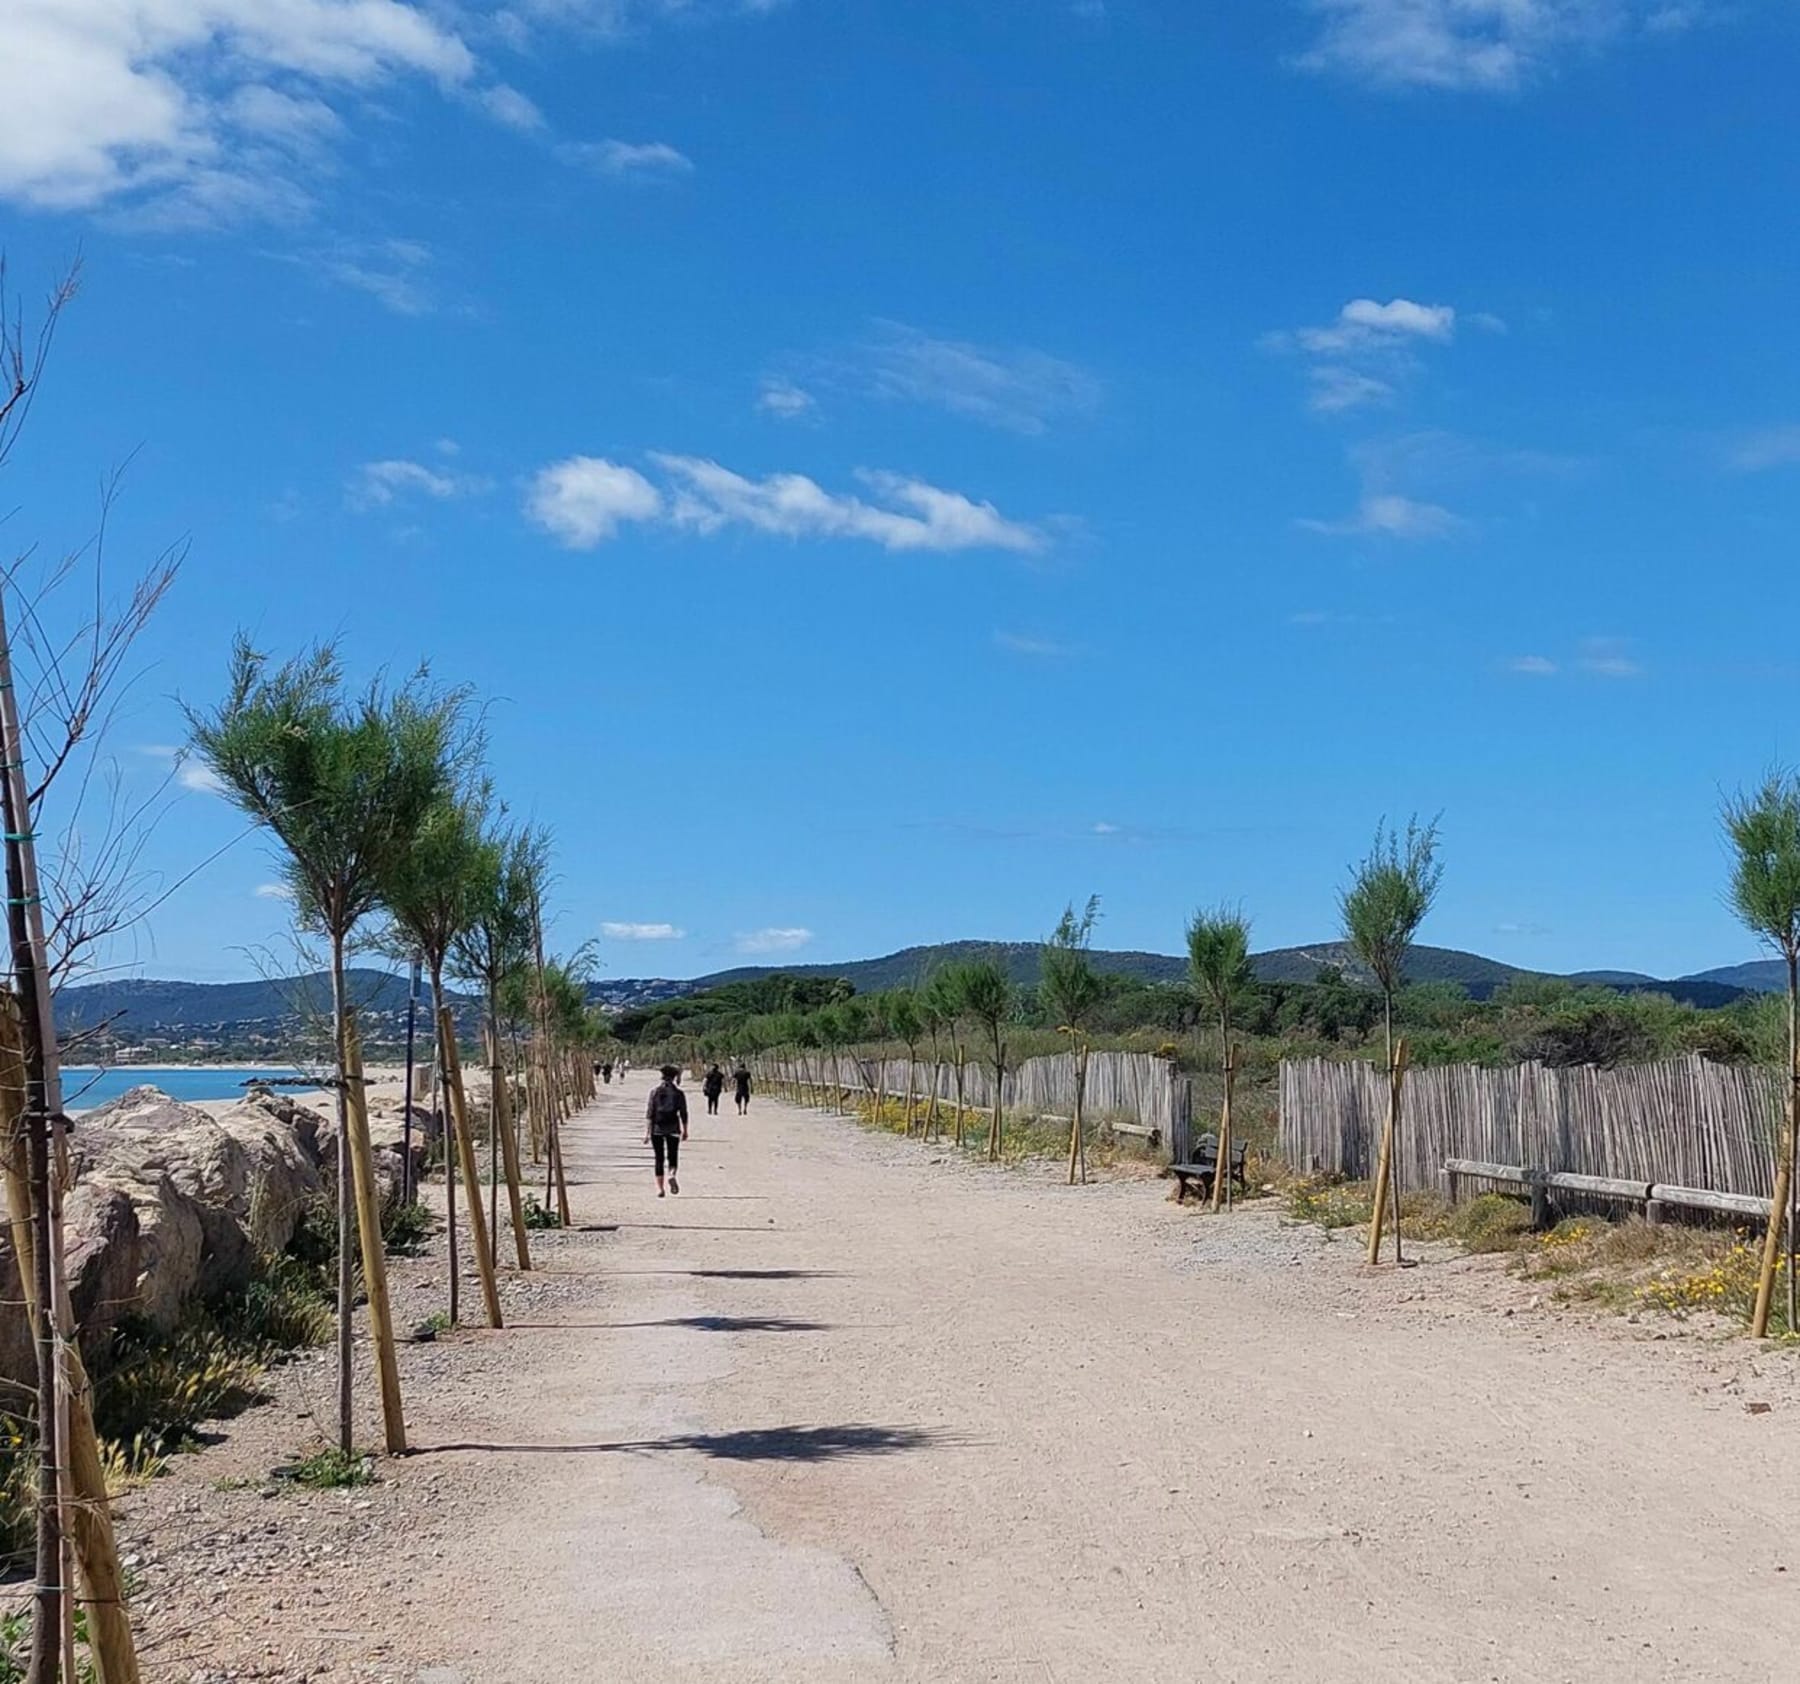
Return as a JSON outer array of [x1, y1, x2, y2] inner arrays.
[[343, 1073, 1800, 1684]]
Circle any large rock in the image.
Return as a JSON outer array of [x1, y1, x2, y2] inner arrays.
[[210, 1093, 328, 1253]]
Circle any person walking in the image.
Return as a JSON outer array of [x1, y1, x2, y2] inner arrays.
[[702, 1063, 725, 1115], [644, 1063, 688, 1196], [732, 1061, 753, 1116]]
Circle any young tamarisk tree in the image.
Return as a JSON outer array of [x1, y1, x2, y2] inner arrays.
[[886, 989, 924, 1134], [956, 958, 1015, 1162], [377, 786, 502, 1329], [1186, 905, 1256, 1211], [450, 822, 543, 1271], [1042, 897, 1105, 1185], [1340, 816, 1442, 1266], [1724, 773, 1800, 1338], [188, 642, 461, 1455]]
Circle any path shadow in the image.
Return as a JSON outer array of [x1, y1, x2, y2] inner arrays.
[[421, 1423, 955, 1462], [599, 1267, 843, 1280], [611, 1223, 776, 1233], [620, 1315, 830, 1333]]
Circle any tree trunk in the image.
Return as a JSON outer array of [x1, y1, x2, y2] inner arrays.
[[329, 935, 354, 1454], [487, 998, 534, 1271], [904, 1047, 917, 1136], [433, 968, 459, 1326], [342, 1019, 406, 1454], [988, 1029, 1005, 1162], [953, 1041, 967, 1148], [1066, 1042, 1087, 1185], [1211, 1013, 1232, 1214], [1753, 953, 1799, 1338], [439, 1006, 503, 1328]]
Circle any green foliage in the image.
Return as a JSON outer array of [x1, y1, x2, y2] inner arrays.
[[279, 1447, 375, 1490], [954, 958, 1014, 1069], [521, 1193, 563, 1229], [382, 1199, 435, 1255], [93, 1321, 267, 1457], [1185, 904, 1255, 1038], [1041, 897, 1106, 1035], [611, 973, 852, 1050], [1339, 815, 1443, 1005], [1451, 1193, 1533, 1253], [377, 788, 492, 979], [185, 639, 463, 945], [1723, 773, 1800, 965]]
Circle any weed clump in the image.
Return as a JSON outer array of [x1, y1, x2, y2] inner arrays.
[[278, 1447, 375, 1490]]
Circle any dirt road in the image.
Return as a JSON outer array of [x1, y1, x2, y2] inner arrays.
[[150, 1074, 1800, 1682]]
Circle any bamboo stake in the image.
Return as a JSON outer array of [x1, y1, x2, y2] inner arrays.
[[342, 1020, 406, 1454], [488, 1026, 532, 1270], [1365, 1039, 1411, 1266], [1, 1006, 138, 1684], [1211, 1043, 1238, 1213], [438, 1009, 502, 1328], [0, 609, 141, 1684], [1752, 971, 1798, 1338]]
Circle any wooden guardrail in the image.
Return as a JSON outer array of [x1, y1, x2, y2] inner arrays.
[[1443, 1158, 1770, 1227]]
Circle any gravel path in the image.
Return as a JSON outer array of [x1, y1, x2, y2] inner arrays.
[[134, 1074, 1800, 1682]]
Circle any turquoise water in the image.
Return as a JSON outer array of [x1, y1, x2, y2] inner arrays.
[[63, 1067, 303, 1111]]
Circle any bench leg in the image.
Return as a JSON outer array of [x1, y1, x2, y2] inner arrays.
[[1175, 1177, 1187, 1205]]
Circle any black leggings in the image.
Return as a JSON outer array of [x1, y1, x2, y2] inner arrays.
[[652, 1133, 680, 1177]]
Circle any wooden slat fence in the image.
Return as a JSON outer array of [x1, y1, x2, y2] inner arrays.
[[1279, 1055, 1784, 1200], [759, 1050, 1184, 1157]]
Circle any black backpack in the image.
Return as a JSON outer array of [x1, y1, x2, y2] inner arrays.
[[649, 1082, 683, 1127]]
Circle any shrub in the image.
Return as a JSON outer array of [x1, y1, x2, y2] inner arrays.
[[383, 1199, 435, 1254], [1450, 1193, 1532, 1254], [521, 1194, 562, 1230]]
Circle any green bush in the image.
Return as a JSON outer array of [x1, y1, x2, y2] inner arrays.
[[1451, 1192, 1532, 1253], [521, 1193, 563, 1230]]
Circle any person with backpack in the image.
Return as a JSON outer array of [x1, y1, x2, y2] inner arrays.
[[644, 1064, 689, 1196], [732, 1062, 753, 1115], [702, 1063, 726, 1115]]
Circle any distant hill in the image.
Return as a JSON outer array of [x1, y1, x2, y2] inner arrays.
[[51, 939, 1764, 1049], [56, 968, 482, 1056], [684, 940, 1746, 1007], [1682, 959, 1788, 995]]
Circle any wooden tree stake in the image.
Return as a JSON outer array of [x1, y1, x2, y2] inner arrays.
[[439, 1008, 503, 1328], [343, 1020, 406, 1454], [1365, 1038, 1411, 1266]]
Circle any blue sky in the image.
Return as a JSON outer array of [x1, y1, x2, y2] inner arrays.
[[2, 1, 1798, 985]]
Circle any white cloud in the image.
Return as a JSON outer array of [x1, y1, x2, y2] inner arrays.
[[1091, 821, 1121, 835], [995, 631, 1072, 657], [254, 881, 295, 900], [0, 1, 479, 219], [179, 761, 226, 795], [1299, 491, 1463, 539], [1308, 366, 1397, 414], [348, 458, 488, 509], [1296, 1, 1639, 92], [477, 83, 546, 133], [734, 927, 813, 955], [1292, 296, 1459, 355], [558, 139, 694, 179], [653, 455, 1044, 554], [305, 238, 440, 316], [757, 379, 816, 420], [525, 457, 664, 548], [1507, 654, 1559, 676], [523, 452, 1045, 555], [1577, 637, 1643, 679], [602, 921, 686, 941], [1270, 297, 1480, 414], [1729, 426, 1800, 472], [861, 322, 1100, 436]]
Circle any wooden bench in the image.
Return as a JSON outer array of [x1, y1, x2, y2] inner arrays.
[[1171, 1134, 1248, 1204]]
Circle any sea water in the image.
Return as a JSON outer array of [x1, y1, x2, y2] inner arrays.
[[63, 1067, 304, 1112]]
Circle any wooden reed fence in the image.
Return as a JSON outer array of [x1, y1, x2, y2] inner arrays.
[[758, 1049, 1189, 1157], [1279, 1055, 1785, 1200]]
